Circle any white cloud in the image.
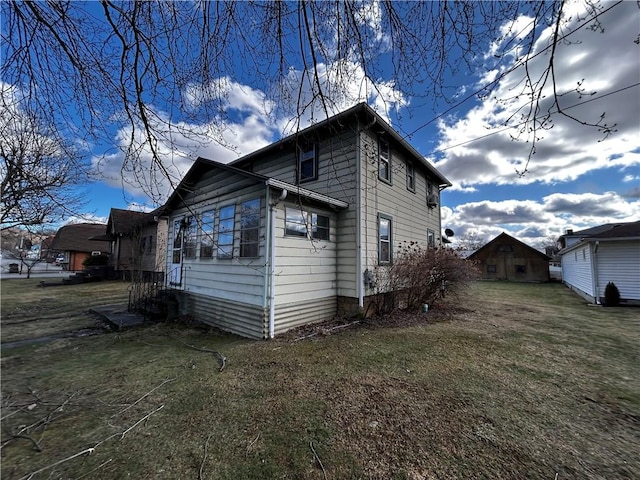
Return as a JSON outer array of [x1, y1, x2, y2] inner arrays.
[[434, 1, 640, 191], [94, 55, 409, 204], [442, 191, 640, 247]]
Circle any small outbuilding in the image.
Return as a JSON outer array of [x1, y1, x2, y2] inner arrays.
[[469, 232, 551, 282]]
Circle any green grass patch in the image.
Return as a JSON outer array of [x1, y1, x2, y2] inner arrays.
[[1, 279, 130, 342], [1, 281, 638, 479]]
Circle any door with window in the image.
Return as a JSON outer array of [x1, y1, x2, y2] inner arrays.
[[170, 218, 183, 286]]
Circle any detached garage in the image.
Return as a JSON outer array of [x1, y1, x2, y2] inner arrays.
[[469, 232, 551, 283], [559, 221, 640, 304]]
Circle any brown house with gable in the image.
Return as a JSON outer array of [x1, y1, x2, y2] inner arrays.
[[49, 223, 110, 271], [469, 232, 551, 282]]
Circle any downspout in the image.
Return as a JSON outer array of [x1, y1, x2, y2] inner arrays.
[[267, 187, 288, 338], [263, 186, 272, 336], [592, 241, 600, 304], [357, 115, 378, 309]]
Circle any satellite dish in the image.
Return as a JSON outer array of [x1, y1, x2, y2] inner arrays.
[[445, 228, 455, 237]]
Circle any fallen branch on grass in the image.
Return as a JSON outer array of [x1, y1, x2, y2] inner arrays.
[[111, 377, 175, 418], [19, 405, 165, 480], [1, 432, 41, 452], [310, 441, 327, 480], [294, 321, 360, 341], [198, 433, 214, 480], [246, 433, 260, 457], [170, 336, 226, 372], [17, 447, 95, 480]]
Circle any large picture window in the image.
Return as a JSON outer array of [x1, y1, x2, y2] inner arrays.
[[217, 205, 235, 259], [378, 138, 391, 183], [298, 143, 318, 183], [378, 214, 392, 264], [200, 210, 215, 258], [240, 198, 261, 258]]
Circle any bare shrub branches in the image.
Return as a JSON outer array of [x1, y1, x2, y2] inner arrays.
[[371, 242, 479, 316], [1, 1, 611, 200]]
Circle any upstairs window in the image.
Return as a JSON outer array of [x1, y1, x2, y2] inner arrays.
[[200, 210, 215, 258], [217, 205, 235, 259], [378, 139, 391, 183], [298, 143, 318, 183], [406, 162, 415, 192], [240, 199, 261, 258], [378, 214, 392, 264]]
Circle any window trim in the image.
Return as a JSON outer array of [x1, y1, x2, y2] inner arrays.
[[298, 143, 318, 183], [378, 213, 393, 265], [378, 138, 391, 184]]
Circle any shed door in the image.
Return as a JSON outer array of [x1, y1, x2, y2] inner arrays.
[[169, 218, 183, 287]]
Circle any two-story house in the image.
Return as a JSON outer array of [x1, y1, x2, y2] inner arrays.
[[161, 103, 451, 338]]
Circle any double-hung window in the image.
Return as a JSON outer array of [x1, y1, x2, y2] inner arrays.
[[240, 199, 261, 258], [406, 162, 415, 192], [378, 214, 392, 264], [298, 143, 318, 183], [200, 210, 215, 258], [427, 229, 435, 248], [217, 205, 235, 259], [378, 139, 391, 183]]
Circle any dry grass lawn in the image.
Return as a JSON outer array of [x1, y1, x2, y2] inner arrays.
[[1, 280, 638, 479]]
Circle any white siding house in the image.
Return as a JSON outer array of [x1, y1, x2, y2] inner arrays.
[[559, 221, 640, 304], [160, 103, 451, 338]]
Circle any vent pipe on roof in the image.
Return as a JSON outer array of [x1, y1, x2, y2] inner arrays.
[[565, 229, 574, 235]]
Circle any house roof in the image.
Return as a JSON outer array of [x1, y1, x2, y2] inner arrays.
[[559, 220, 640, 253], [229, 102, 452, 189], [108, 208, 156, 235], [49, 223, 110, 253], [468, 232, 551, 261], [162, 157, 349, 213]]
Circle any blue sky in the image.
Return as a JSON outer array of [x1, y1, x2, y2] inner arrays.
[[8, 1, 640, 248]]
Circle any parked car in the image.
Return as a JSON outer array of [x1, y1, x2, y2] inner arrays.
[[54, 254, 65, 266]]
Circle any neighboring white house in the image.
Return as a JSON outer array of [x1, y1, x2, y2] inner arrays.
[[559, 221, 640, 304], [160, 103, 452, 338]]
